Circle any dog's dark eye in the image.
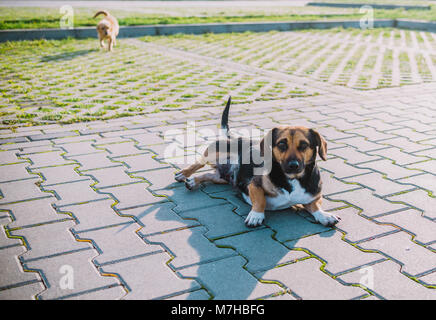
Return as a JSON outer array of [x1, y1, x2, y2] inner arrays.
[[277, 140, 287, 151], [298, 142, 309, 151]]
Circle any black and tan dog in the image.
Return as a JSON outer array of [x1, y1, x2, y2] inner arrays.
[[175, 97, 340, 228]]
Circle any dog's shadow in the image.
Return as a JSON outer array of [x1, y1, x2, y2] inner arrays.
[[125, 175, 334, 300], [41, 49, 98, 62]]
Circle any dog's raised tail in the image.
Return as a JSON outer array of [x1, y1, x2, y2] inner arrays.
[[93, 10, 109, 18], [220, 96, 231, 137]]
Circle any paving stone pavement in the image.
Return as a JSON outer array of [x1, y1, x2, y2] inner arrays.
[[0, 30, 436, 300]]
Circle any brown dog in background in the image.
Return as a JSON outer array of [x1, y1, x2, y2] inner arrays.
[[94, 10, 119, 51]]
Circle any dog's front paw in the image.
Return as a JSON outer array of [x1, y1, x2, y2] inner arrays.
[[184, 177, 197, 190], [245, 210, 265, 228], [175, 171, 186, 182], [312, 210, 340, 227]]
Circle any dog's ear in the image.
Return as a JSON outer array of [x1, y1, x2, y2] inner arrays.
[[310, 129, 327, 161], [260, 128, 277, 157]]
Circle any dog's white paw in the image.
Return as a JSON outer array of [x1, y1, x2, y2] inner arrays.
[[175, 171, 186, 182], [184, 177, 197, 190], [245, 210, 265, 228], [312, 210, 340, 227]]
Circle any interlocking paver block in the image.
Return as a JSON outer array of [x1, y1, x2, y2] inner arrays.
[[57, 141, 99, 156], [179, 255, 281, 300], [61, 199, 126, 233], [0, 163, 33, 183], [102, 252, 200, 300], [0, 150, 23, 164], [257, 258, 366, 300], [48, 179, 109, 207], [66, 152, 118, 171], [79, 222, 162, 265], [1, 198, 67, 229], [146, 226, 235, 269], [25, 249, 123, 300], [102, 183, 164, 210], [0, 282, 45, 300], [85, 166, 142, 188], [38, 164, 87, 186], [0, 179, 52, 204], [124, 202, 199, 235], [159, 188, 227, 214], [332, 207, 397, 243], [343, 172, 416, 197], [355, 159, 415, 180], [319, 158, 371, 179], [328, 188, 408, 218], [339, 260, 436, 300], [12, 220, 91, 261], [102, 142, 142, 157], [285, 230, 385, 275], [264, 209, 329, 242], [358, 232, 436, 276], [0, 246, 41, 290], [375, 209, 436, 245], [175, 204, 252, 240], [386, 189, 436, 219], [215, 228, 308, 273], [125, 132, 165, 146], [26, 151, 73, 169], [132, 167, 181, 191], [398, 173, 435, 195], [119, 153, 171, 172]]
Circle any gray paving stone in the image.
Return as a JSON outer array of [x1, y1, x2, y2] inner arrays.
[[39, 164, 87, 186], [319, 158, 371, 179], [257, 258, 366, 300], [119, 153, 171, 172], [215, 228, 308, 272], [386, 189, 436, 219], [12, 220, 91, 261], [25, 249, 120, 300], [60, 199, 126, 233], [57, 141, 99, 156], [101, 182, 164, 210], [332, 207, 397, 243], [159, 188, 227, 214], [125, 202, 199, 236], [26, 151, 74, 169], [264, 209, 330, 243], [375, 209, 436, 245], [146, 226, 235, 269], [48, 179, 109, 207], [358, 231, 436, 276], [328, 188, 408, 218], [0, 150, 24, 164], [66, 152, 119, 171], [339, 260, 436, 300], [84, 166, 142, 188], [0, 163, 33, 183], [166, 289, 211, 300], [64, 286, 125, 300], [286, 230, 385, 275], [102, 252, 200, 300], [343, 172, 416, 197], [176, 204, 252, 240], [102, 141, 142, 157], [0, 282, 45, 300], [0, 179, 52, 204], [355, 159, 415, 180], [0, 246, 41, 289], [133, 167, 182, 191], [1, 197, 67, 229], [179, 255, 281, 300], [79, 222, 162, 266]]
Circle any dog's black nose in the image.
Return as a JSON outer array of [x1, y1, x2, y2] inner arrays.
[[287, 160, 300, 171]]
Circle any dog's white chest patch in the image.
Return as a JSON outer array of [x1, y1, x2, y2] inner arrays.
[[242, 179, 316, 211]]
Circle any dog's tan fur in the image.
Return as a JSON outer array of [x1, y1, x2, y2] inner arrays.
[[94, 10, 119, 52]]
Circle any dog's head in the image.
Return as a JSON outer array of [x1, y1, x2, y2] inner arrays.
[[97, 21, 111, 36], [260, 126, 327, 178]]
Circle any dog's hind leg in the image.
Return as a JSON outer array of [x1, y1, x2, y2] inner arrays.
[[184, 170, 228, 190]]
